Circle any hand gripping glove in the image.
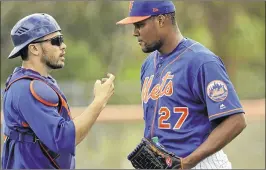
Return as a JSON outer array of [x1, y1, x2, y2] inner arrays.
[[127, 138, 183, 169]]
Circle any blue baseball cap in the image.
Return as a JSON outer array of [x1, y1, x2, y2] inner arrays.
[[8, 13, 61, 59], [116, 1, 175, 25]]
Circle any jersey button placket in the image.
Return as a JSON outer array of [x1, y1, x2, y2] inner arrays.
[[155, 63, 163, 78]]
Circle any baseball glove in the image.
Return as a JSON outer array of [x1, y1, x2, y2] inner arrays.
[[127, 137, 183, 169]]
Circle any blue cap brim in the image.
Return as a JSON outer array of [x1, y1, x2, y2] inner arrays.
[[8, 45, 22, 59], [8, 38, 36, 59]]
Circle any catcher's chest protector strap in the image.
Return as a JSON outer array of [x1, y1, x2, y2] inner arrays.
[[3, 76, 69, 169], [5, 75, 72, 119], [30, 80, 59, 107]]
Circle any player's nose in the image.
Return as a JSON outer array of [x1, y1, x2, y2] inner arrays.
[[60, 42, 67, 50], [133, 27, 140, 37]]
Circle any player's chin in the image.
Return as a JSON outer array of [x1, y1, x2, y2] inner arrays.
[[141, 46, 149, 53], [59, 63, 65, 68], [58, 62, 65, 68], [57, 60, 65, 67], [49, 63, 64, 69], [142, 47, 155, 53]]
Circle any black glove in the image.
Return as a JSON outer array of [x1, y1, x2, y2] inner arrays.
[[128, 138, 183, 169]]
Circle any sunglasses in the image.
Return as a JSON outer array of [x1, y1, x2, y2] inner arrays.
[[33, 35, 64, 46]]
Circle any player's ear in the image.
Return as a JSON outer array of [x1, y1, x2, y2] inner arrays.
[[28, 43, 40, 56], [157, 15, 166, 27]]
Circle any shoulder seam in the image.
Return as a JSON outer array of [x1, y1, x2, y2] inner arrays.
[[191, 60, 219, 99], [192, 60, 219, 82]]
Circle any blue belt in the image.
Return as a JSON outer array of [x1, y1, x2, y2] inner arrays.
[[4, 128, 39, 143], [4, 127, 60, 169]]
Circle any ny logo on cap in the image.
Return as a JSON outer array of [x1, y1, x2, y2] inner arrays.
[[129, 1, 134, 12], [153, 8, 159, 12]]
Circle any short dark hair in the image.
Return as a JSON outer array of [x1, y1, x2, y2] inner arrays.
[[164, 12, 176, 25], [153, 12, 176, 26], [20, 45, 29, 61]]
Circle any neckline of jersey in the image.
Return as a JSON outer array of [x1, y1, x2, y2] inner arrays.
[[14, 67, 54, 81], [157, 37, 187, 59]]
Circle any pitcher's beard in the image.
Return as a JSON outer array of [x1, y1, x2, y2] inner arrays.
[[142, 40, 163, 53]]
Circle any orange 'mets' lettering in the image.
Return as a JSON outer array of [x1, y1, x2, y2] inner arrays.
[[142, 72, 174, 103]]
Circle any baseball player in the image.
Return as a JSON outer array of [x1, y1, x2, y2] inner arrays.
[[1, 13, 115, 169], [117, 1, 247, 169]]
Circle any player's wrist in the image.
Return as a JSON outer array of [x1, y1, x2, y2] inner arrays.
[[182, 156, 198, 169], [90, 98, 106, 112]]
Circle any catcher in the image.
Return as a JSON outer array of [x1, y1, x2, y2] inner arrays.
[[2, 13, 115, 169]]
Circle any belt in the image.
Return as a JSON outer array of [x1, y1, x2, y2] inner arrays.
[[3, 127, 60, 169], [4, 128, 39, 143]]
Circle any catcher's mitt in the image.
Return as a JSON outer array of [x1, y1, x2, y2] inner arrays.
[[127, 138, 183, 169]]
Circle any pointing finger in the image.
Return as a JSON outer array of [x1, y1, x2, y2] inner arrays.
[[95, 80, 101, 86], [106, 73, 115, 82], [102, 78, 108, 83]]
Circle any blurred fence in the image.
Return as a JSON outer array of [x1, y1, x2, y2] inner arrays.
[[71, 99, 265, 120]]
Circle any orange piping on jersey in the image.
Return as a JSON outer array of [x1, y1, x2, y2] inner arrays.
[[5, 76, 34, 91], [22, 121, 29, 127], [39, 142, 61, 169], [35, 80, 72, 120], [30, 78, 72, 119], [5, 75, 72, 120], [30, 81, 59, 107], [31, 79, 72, 120], [153, 54, 157, 71], [209, 108, 243, 119], [58, 95, 72, 120], [150, 42, 199, 138]]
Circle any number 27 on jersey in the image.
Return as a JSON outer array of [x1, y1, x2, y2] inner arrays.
[[158, 107, 189, 130]]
